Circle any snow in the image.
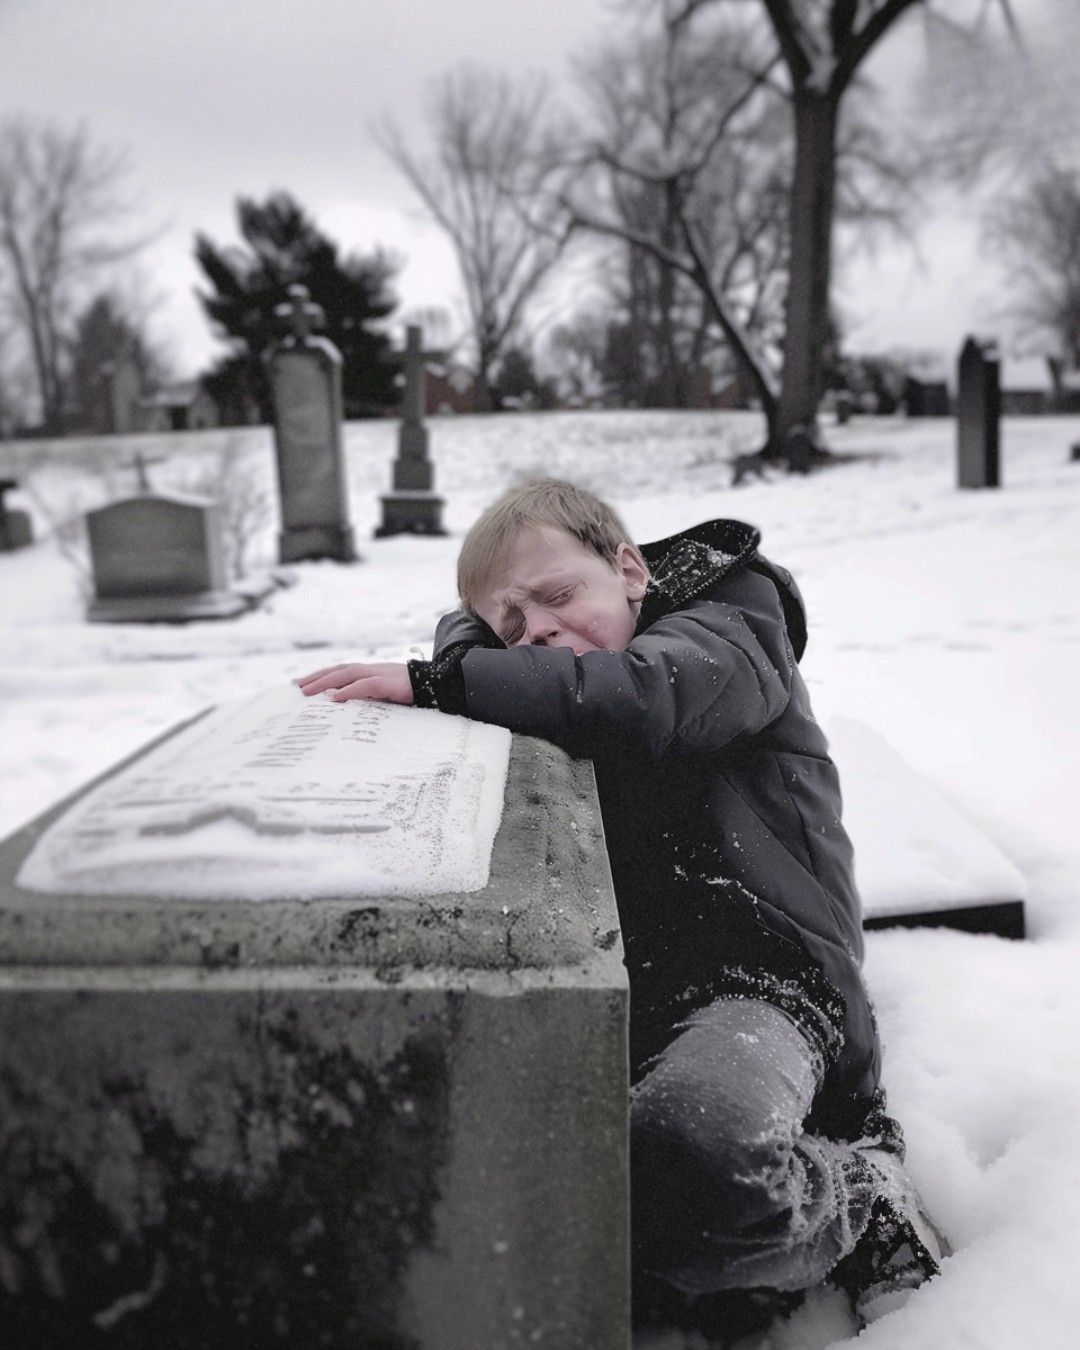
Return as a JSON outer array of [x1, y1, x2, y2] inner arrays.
[[15, 686, 511, 900], [2, 409, 1080, 1346]]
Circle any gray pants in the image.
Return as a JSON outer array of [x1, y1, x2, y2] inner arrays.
[[630, 998, 880, 1294]]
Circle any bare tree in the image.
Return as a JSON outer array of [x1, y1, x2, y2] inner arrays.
[[0, 117, 146, 433], [984, 163, 1080, 369], [566, 4, 798, 439], [673, 0, 1022, 452], [376, 67, 569, 410]]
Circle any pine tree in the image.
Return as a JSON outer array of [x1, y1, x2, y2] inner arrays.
[[195, 192, 400, 421]]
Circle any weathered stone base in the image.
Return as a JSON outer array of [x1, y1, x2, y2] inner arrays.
[[0, 724, 629, 1347], [375, 491, 447, 537], [278, 523, 357, 563], [87, 589, 253, 623], [0, 967, 627, 1350]]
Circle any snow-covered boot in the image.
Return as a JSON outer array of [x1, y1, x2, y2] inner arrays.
[[830, 1150, 952, 1324]]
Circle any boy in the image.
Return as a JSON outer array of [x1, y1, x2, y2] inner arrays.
[[298, 479, 948, 1332]]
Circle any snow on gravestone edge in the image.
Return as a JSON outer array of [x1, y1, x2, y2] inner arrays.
[[828, 715, 1027, 918], [15, 685, 511, 900]]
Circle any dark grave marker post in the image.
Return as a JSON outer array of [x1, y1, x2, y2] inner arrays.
[[0, 479, 33, 552], [957, 336, 1001, 488], [268, 284, 356, 563], [376, 324, 446, 537]]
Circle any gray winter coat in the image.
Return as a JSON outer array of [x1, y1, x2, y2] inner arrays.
[[409, 520, 882, 1137]]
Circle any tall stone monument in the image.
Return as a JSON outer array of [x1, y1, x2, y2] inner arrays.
[[0, 688, 629, 1349], [957, 335, 1001, 489], [269, 285, 356, 562], [376, 324, 446, 537]]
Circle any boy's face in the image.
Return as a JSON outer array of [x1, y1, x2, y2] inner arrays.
[[473, 526, 649, 653]]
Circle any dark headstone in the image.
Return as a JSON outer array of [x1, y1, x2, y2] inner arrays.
[[1069, 442, 1080, 463], [86, 494, 249, 622], [903, 377, 951, 418], [957, 336, 1001, 488], [376, 325, 446, 537], [268, 285, 356, 563], [0, 478, 33, 552]]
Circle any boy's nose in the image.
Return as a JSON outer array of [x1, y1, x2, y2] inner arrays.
[[524, 608, 559, 645]]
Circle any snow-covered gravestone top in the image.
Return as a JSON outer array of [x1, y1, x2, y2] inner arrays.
[[16, 686, 511, 900]]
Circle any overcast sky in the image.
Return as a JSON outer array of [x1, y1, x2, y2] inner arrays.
[[2, 0, 1077, 379]]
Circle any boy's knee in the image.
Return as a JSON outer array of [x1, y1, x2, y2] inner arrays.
[[631, 1072, 794, 1235]]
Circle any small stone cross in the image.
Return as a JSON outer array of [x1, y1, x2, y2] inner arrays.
[[123, 450, 165, 493], [274, 284, 325, 345]]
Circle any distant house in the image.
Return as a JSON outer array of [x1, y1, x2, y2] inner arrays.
[[901, 355, 951, 417], [424, 362, 477, 416], [1000, 356, 1054, 415], [139, 382, 221, 433], [1048, 359, 1080, 413]]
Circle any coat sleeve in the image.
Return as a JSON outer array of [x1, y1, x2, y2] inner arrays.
[[454, 569, 797, 761]]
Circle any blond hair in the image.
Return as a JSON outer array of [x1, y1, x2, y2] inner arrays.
[[458, 479, 636, 615]]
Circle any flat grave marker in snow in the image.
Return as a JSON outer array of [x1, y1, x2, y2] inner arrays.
[[0, 688, 629, 1348], [831, 717, 1026, 939]]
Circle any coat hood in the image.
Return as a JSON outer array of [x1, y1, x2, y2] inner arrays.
[[637, 519, 808, 660]]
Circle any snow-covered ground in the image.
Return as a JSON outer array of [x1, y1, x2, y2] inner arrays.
[[2, 410, 1079, 1347]]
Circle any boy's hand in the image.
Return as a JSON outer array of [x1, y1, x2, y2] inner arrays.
[[296, 663, 414, 705]]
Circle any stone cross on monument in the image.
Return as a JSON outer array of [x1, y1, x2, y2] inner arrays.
[[268, 283, 356, 563], [275, 285, 324, 344], [376, 325, 446, 537]]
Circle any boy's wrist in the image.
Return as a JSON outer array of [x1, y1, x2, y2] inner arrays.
[[407, 644, 471, 716]]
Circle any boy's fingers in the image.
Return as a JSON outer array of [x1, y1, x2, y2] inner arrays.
[[329, 669, 414, 706], [295, 666, 340, 687], [296, 665, 360, 694]]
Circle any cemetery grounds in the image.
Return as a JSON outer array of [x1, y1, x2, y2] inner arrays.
[[1, 409, 1079, 1349]]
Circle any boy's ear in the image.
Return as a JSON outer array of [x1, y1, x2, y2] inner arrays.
[[615, 543, 650, 601]]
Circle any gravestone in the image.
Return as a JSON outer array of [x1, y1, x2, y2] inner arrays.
[[830, 718, 1026, 940], [376, 324, 446, 537], [0, 687, 629, 1349], [86, 493, 250, 622], [957, 336, 1001, 488], [0, 478, 33, 551], [268, 284, 356, 563]]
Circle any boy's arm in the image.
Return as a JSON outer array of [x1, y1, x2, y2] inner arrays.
[[407, 611, 503, 716], [296, 612, 501, 709], [428, 570, 798, 760]]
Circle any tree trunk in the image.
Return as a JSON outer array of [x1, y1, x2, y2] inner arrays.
[[773, 90, 839, 458]]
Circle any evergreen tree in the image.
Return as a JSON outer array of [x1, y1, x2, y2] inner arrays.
[[195, 192, 400, 420]]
